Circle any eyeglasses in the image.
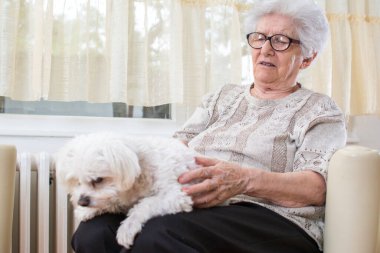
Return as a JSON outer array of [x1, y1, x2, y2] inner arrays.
[[246, 32, 301, 51]]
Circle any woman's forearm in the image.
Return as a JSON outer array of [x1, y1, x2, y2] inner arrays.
[[244, 169, 326, 208], [179, 157, 326, 208]]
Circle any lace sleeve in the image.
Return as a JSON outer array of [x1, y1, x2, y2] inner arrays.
[[293, 96, 347, 180]]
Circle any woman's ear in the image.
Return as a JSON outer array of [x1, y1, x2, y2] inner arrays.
[[300, 52, 317, 69]]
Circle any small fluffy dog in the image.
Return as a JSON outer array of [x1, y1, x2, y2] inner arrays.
[[56, 132, 198, 249]]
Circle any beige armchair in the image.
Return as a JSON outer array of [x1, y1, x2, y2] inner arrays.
[[0, 145, 17, 253], [324, 145, 380, 253], [0, 144, 379, 253]]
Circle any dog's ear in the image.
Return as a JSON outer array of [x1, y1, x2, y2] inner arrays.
[[106, 141, 141, 191], [60, 171, 79, 191], [55, 150, 79, 192], [55, 135, 85, 188]]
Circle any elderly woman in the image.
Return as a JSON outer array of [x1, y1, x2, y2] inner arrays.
[[72, 0, 346, 252]]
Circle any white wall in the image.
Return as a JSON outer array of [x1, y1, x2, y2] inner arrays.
[[349, 115, 380, 151], [0, 114, 181, 154], [0, 114, 379, 154]]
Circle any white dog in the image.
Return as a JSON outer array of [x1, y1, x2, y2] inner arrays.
[[56, 132, 198, 249]]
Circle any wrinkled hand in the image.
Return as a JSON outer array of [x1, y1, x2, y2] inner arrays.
[[178, 156, 252, 208]]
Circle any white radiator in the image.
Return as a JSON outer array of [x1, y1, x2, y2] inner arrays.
[[14, 152, 74, 253]]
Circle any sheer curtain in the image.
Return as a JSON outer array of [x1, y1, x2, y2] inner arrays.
[[0, 0, 246, 106], [306, 0, 380, 116], [0, 0, 379, 115]]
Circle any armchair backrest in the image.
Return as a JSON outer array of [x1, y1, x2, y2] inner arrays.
[[0, 145, 17, 253]]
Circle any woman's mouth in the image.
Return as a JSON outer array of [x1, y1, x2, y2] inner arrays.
[[259, 61, 275, 67]]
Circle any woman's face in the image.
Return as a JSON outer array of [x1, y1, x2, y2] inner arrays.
[[251, 13, 306, 89]]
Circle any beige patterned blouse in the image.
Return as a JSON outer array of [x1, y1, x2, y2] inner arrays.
[[173, 83, 347, 250]]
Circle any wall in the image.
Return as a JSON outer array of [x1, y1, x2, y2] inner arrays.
[[0, 114, 379, 153], [349, 115, 380, 151], [0, 114, 181, 153]]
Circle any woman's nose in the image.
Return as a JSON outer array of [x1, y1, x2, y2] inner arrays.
[[260, 40, 275, 55]]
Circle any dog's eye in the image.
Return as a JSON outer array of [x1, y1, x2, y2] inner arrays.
[[91, 177, 104, 187], [94, 177, 103, 184]]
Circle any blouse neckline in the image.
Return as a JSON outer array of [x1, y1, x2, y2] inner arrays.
[[244, 83, 307, 108]]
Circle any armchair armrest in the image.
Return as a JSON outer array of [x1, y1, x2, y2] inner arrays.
[[0, 145, 17, 253], [324, 145, 380, 253]]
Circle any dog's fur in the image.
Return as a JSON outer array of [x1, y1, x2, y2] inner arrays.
[[56, 132, 198, 249]]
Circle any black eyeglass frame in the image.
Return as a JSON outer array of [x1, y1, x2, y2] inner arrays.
[[246, 32, 301, 52]]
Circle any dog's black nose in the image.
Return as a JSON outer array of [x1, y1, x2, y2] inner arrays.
[[78, 195, 91, 207]]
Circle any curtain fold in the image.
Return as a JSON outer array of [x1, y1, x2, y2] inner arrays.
[[0, 0, 379, 115]]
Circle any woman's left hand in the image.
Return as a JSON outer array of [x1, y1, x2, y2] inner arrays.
[[178, 156, 252, 208]]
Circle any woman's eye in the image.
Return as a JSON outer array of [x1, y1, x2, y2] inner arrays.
[[273, 37, 286, 44]]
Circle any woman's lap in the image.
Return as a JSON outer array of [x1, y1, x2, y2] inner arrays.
[[72, 203, 321, 253]]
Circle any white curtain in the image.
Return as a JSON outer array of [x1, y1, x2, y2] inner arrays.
[[0, 0, 379, 115], [0, 0, 245, 106], [302, 0, 380, 116]]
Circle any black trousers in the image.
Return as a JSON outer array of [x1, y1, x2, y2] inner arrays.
[[71, 203, 322, 253]]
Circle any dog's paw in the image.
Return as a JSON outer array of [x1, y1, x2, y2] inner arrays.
[[179, 195, 193, 212], [74, 207, 97, 222], [116, 218, 143, 249]]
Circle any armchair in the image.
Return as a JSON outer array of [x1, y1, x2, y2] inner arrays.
[[0, 144, 379, 253], [324, 145, 380, 253], [0, 145, 17, 253]]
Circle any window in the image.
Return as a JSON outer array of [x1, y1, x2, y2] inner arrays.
[[0, 97, 171, 119]]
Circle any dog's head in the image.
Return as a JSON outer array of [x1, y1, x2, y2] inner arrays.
[[56, 132, 141, 210]]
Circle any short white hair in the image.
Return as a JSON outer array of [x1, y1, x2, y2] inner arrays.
[[245, 0, 329, 58]]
